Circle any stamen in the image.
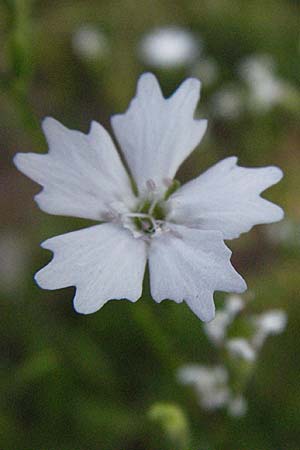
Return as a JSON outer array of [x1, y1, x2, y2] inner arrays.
[[141, 220, 151, 231], [125, 212, 152, 220], [148, 199, 158, 215], [146, 179, 156, 191]]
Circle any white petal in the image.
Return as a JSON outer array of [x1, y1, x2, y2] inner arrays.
[[111, 73, 207, 193], [148, 224, 246, 322], [167, 156, 284, 239], [14, 118, 135, 220], [35, 223, 147, 314]]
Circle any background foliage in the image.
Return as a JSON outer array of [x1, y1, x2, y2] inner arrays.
[[0, 0, 299, 449]]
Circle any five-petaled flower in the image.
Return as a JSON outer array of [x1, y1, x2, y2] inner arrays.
[[14, 73, 284, 321]]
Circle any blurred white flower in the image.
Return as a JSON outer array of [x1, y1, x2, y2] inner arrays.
[[211, 85, 244, 119], [224, 294, 245, 317], [204, 295, 244, 345], [226, 338, 256, 362], [177, 365, 230, 410], [138, 26, 200, 69], [204, 310, 230, 345], [14, 73, 283, 321], [72, 25, 109, 61], [239, 54, 291, 112], [228, 395, 247, 417], [266, 220, 300, 246], [252, 309, 287, 349], [0, 232, 28, 294]]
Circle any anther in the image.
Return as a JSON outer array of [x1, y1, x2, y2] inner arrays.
[[146, 179, 156, 191], [141, 220, 151, 231]]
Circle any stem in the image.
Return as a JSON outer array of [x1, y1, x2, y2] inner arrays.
[[131, 272, 181, 372], [3, 0, 43, 144]]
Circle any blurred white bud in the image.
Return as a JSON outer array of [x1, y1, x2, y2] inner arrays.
[[228, 395, 248, 417], [138, 26, 200, 69], [239, 54, 291, 112], [224, 294, 245, 318], [211, 85, 244, 119], [204, 296, 245, 346], [177, 365, 230, 410], [226, 338, 256, 362], [252, 309, 287, 349], [203, 310, 231, 345], [266, 220, 300, 246], [72, 25, 109, 61]]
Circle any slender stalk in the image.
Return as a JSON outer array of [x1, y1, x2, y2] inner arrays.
[[3, 0, 43, 144]]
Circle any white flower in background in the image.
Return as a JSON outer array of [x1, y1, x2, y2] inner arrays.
[[252, 309, 287, 349], [72, 25, 109, 61], [203, 310, 230, 345], [177, 364, 248, 416], [211, 85, 244, 119], [239, 54, 291, 112], [14, 73, 283, 321], [177, 365, 230, 410], [226, 338, 256, 362], [224, 294, 245, 317], [228, 395, 248, 417], [181, 297, 286, 417], [266, 220, 300, 247], [204, 295, 244, 345], [138, 26, 200, 69]]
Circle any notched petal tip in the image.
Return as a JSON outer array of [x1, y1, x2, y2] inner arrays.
[[276, 205, 285, 221], [73, 291, 142, 315], [137, 71, 159, 86], [266, 165, 284, 184], [89, 119, 101, 134], [41, 116, 61, 133], [234, 276, 247, 294], [13, 152, 25, 171], [34, 268, 52, 290], [187, 295, 216, 322], [201, 309, 216, 323], [177, 76, 201, 95], [73, 296, 98, 315]]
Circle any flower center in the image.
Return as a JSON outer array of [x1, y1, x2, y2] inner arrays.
[[127, 197, 166, 237], [105, 178, 180, 240]]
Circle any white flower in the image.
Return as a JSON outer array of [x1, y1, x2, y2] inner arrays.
[[204, 295, 245, 345], [203, 310, 231, 345], [239, 54, 291, 112], [252, 309, 287, 349], [177, 365, 230, 410], [14, 73, 283, 321], [72, 25, 109, 61], [211, 85, 244, 119], [266, 220, 299, 246], [226, 338, 256, 362], [138, 27, 200, 69], [228, 395, 247, 417], [224, 294, 245, 318]]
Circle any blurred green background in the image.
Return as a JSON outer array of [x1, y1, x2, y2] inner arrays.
[[1, 0, 299, 449]]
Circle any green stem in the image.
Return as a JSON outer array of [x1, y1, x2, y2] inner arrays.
[[3, 0, 42, 143], [131, 273, 182, 372]]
